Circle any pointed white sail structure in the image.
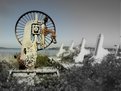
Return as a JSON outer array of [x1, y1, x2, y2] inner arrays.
[[114, 44, 121, 59], [56, 43, 66, 57], [114, 44, 120, 56], [62, 41, 75, 57], [69, 41, 75, 52], [74, 38, 90, 63], [93, 34, 109, 61]]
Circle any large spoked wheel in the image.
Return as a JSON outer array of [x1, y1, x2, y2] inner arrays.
[[15, 10, 56, 51]]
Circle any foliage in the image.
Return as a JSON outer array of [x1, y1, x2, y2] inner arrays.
[[36, 55, 65, 71], [0, 54, 121, 91], [35, 55, 51, 67]]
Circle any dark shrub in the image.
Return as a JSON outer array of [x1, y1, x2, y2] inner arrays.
[[35, 55, 51, 67]]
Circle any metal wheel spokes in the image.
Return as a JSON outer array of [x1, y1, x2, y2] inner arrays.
[[15, 10, 56, 50]]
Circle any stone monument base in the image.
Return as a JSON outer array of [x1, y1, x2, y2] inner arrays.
[[7, 67, 59, 85]]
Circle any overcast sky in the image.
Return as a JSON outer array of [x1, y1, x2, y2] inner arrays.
[[0, 0, 120, 48]]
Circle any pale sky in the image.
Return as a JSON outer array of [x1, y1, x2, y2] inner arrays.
[[0, 0, 120, 48]]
